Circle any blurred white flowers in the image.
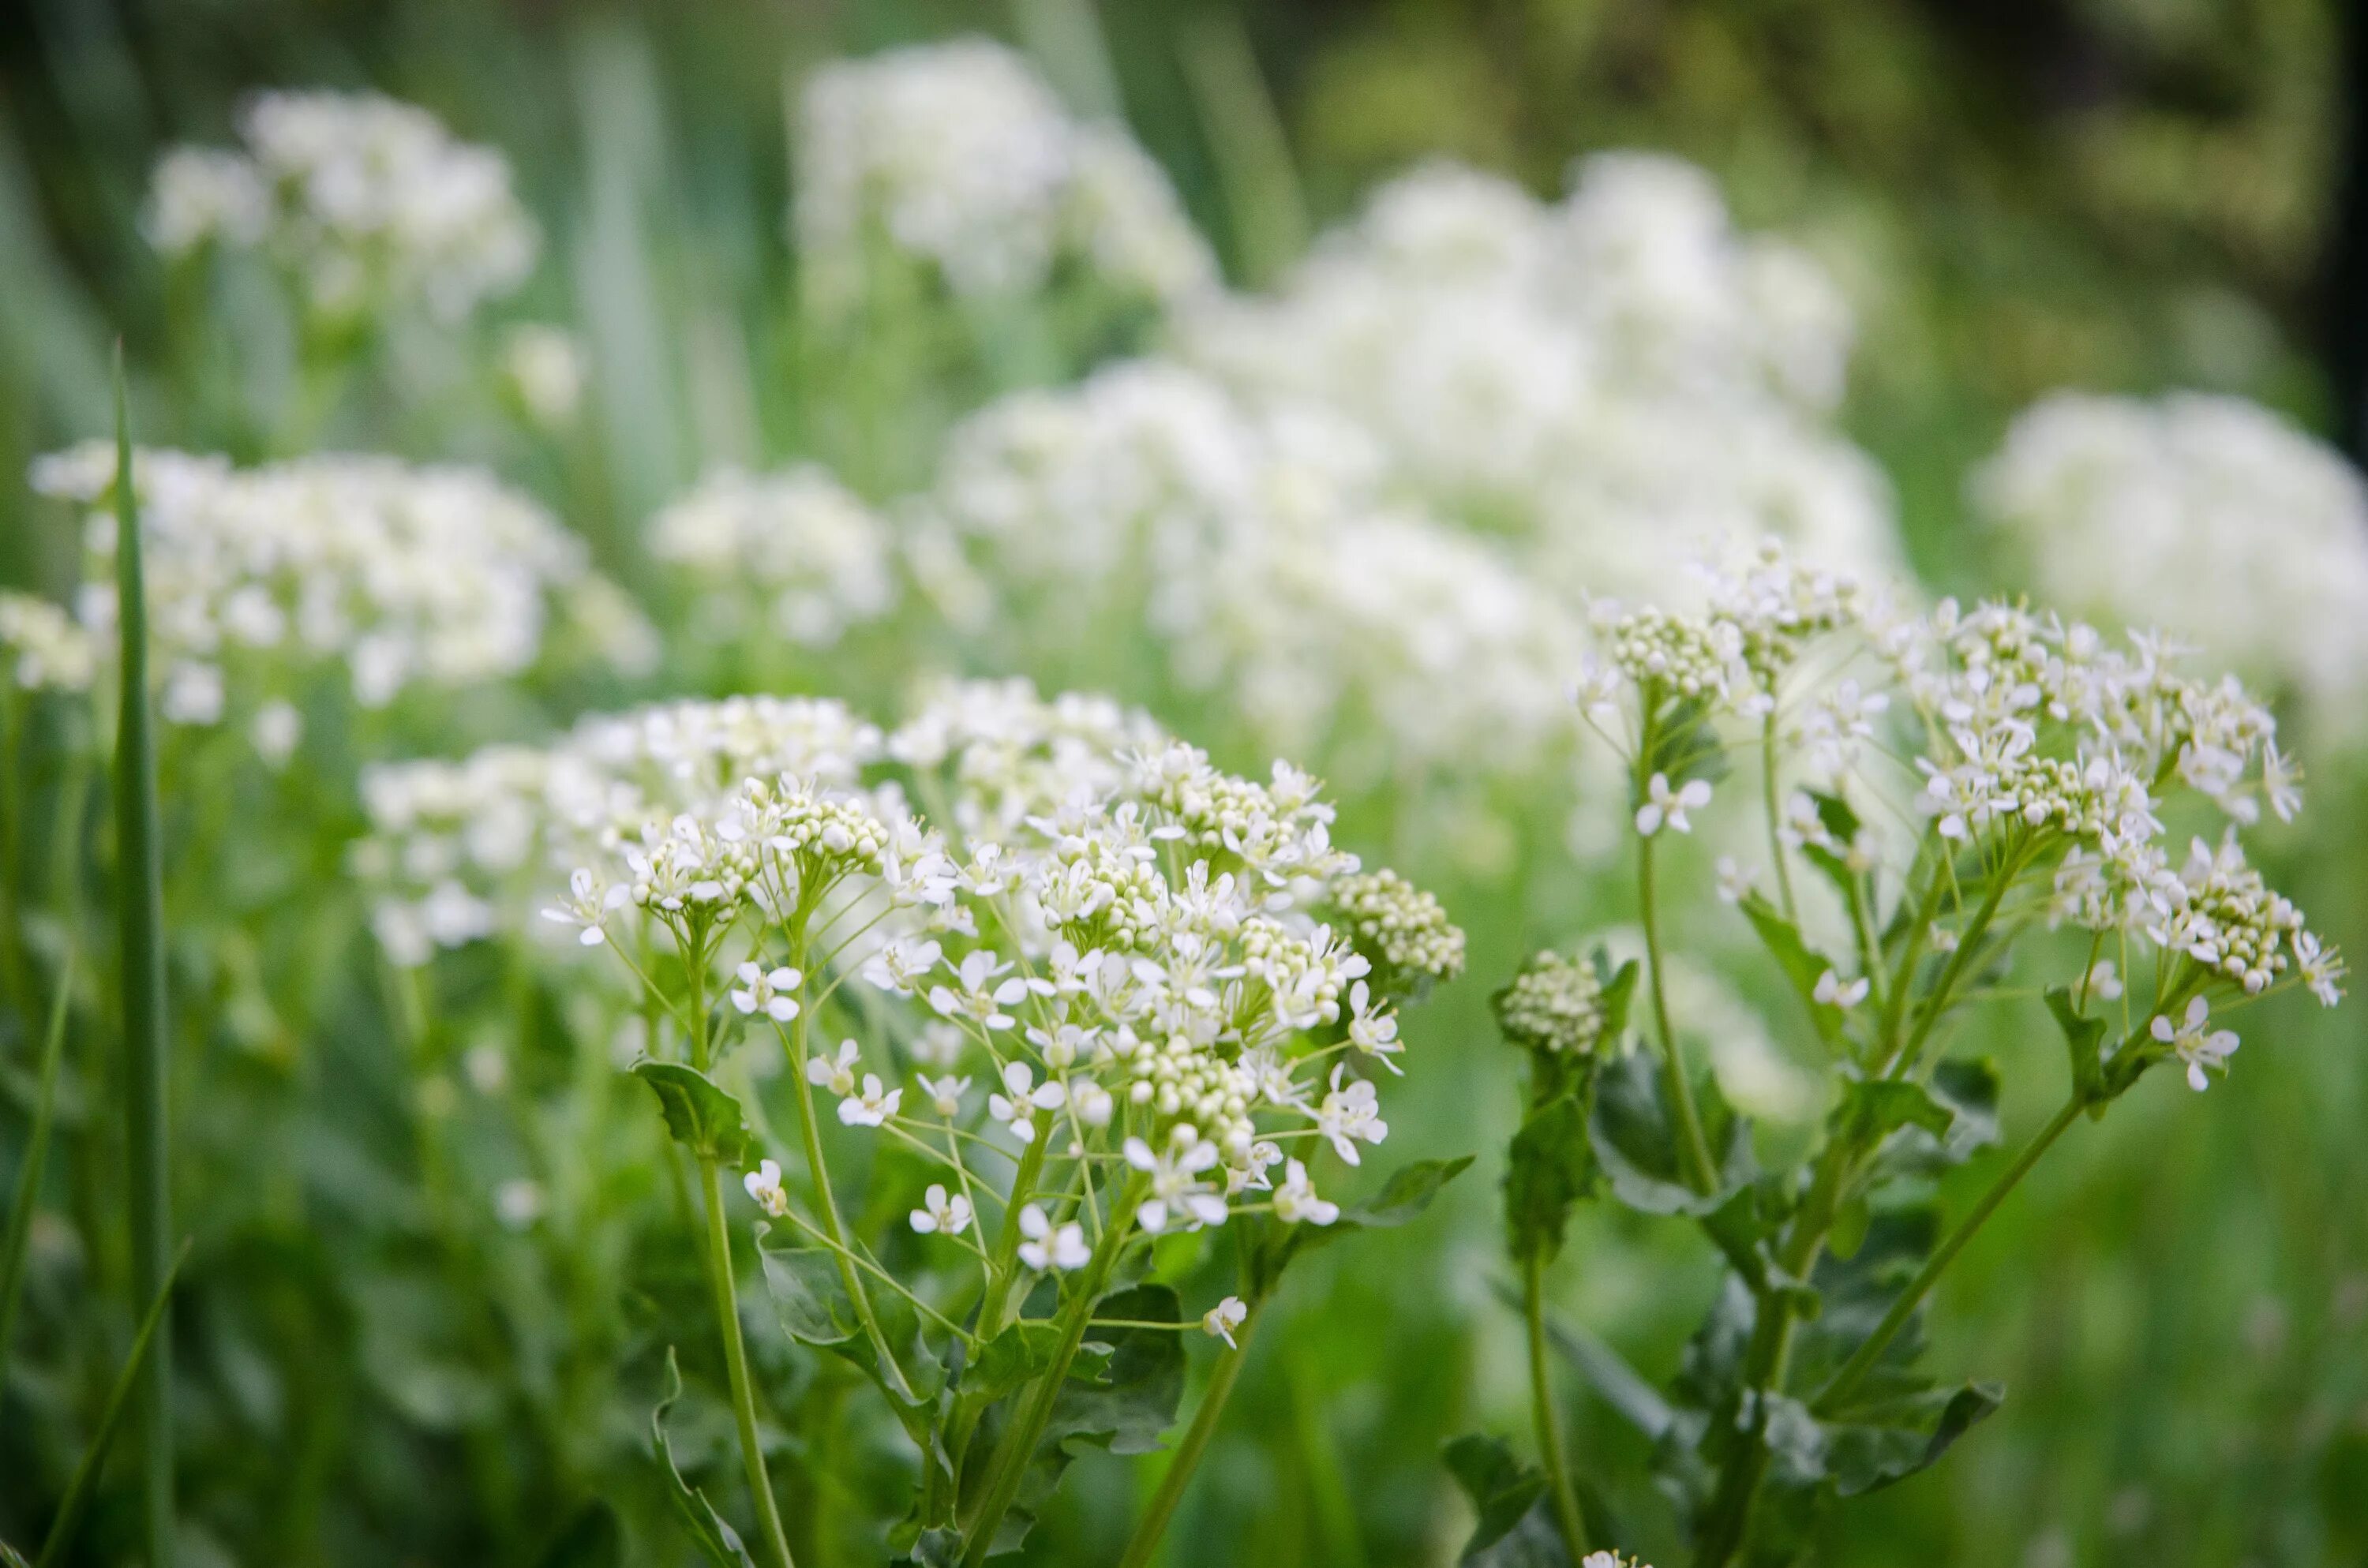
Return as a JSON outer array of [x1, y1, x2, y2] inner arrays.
[[30, 443, 651, 744], [651, 463, 898, 653], [1973, 391, 2368, 740], [794, 38, 1213, 311], [145, 89, 538, 324]]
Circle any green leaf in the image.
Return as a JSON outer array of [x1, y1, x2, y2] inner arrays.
[[1823, 1380, 2005, 1495], [1505, 1095, 1596, 1264], [757, 1243, 858, 1347], [964, 1320, 1065, 1405], [0, 956, 72, 1376], [2044, 986, 2108, 1105], [1647, 696, 1731, 792], [1737, 890, 1848, 1048], [1265, 1155, 1474, 1284], [649, 1348, 759, 1568], [633, 1060, 750, 1163], [536, 1501, 624, 1568], [1592, 952, 1640, 1043], [1834, 1080, 1954, 1144], [1526, 1298, 1673, 1442], [1588, 1050, 1753, 1217], [1442, 1433, 1567, 1566], [1870, 1058, 2003, 1181], [1795, 789, 1867, 903], [977, 1285, 1189, 1556], [36, 1240, 188, 1568]]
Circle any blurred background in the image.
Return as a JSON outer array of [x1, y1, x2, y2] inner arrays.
[[4, 2, 2367, 1566]]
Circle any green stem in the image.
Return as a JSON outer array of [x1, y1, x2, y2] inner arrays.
[[960, 1174, 1147, 1566], [1639, 834, 1718, 1193], [0, 952, 73, 1387], [1523, 1255, 1590, 1562], [780, 1001, 915, 1401], [1115, 1297, 1265, 1568], [683, 937, 796, 1568], [695, 1153, 797, 1568], [111, 352, 175, 1568], [1812, 1095, 2084, 1416], [1881, 837, 2025, 1080], [1760, 713, 1798, 928]]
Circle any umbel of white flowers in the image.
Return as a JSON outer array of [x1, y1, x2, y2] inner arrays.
[[1572, 537, 2344, 1094], [28, 443, 654, 756], [144, 88, 538, 323]]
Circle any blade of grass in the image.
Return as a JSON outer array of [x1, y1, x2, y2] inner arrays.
[[32, 1238, 189, 1568], [1175, 9, 1307, 287], [111, 347, 175, 1568], [0, 950, 73, 1384]]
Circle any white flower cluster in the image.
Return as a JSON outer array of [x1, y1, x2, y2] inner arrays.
[[1971, 391, 2368, 739], [1173, 154, 1900, 603], [1578, 540, 2344, 1091], [358, 694, 884, 965], [30, 443, 652, 737], [0, 591, 97, 694], [1493, 950, 1606, 1056], [553, 679, 1455, 1247], [916, 359, 1586, 785], [650, 464, 898, 650], [793, 38, 1214, 309], [144, 89, 538, 323]]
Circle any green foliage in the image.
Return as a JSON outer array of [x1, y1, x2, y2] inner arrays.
[[633, 1061, 751, 1164], [650, 1349, 759, 1568], [1589, 1050, 1755, 1217]]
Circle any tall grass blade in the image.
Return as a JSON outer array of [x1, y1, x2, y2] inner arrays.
[[32, 1240, 189, 1568], [1175, 9, 1308, 286], [111, 347, 175, 1568], [0, 950, 73, 1383]]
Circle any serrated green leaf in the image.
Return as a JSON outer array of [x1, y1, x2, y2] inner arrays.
[[1588, 1050, 1753, 1217], [1870, 1058, 2003, 1181], [1593, 952, 1639, 1044], [1504, 1096, 1595, 1264], [632, 1060, 750, 1163], [1442, 1433, 1566, 1566], [965, 1319, 1064, 1405], [649, 1349, 758, 1568], [2044, 986, 2108, 1104], [1737, 890, 1849, 1048], [1834, 1079, 1954, 1143]]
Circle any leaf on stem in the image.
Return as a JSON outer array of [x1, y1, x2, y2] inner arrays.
[[1589, 1050, 1754, 1217], [633, 1060, 751, 1163], [1504, 1095, 1596, 1265], [1441, 1432, 1570, 1566], [2044, 986, 2108, 1106], [1737, 890, 1849, 1049], [649, 1348, 759, 1568]]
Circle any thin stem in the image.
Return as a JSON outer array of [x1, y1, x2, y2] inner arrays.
[[111, 355, 175, 1568], [1760, 713, 1798, 927], [1812, 1095, 2084, 1416], [1638, 833, 1718, 1193], [960, 1174, 1148, 1566], [1115, 1298, 1265, 1568], [695, 1154, 797, 1568], [1882, 836, 2027, 1080], [1523, 1255, 1589, 1562]]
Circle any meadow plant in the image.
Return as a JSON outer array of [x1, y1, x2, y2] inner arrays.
[[145, 90, 538, 329], [1475, 540, 2344, 1566], [1175, 155, 1899, 601], [1973, 391, 2368, 740]]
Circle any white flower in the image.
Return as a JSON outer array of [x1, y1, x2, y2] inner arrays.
[[1812, 968, 1869, 1009], [916, 1073, 970, 1118], [2081, 960, 2123, 1002], [2295, 930, 2346, 1008], [743, 1158, 790, 1217], [930, 949, 1029, 1031], [1314, 1064, 1388, 1166], [839, 1073, 901, 1128], [987, 1061, 1065, 1143], [862, 936, 943, 996], [1714, 857, 1757, 904], [2261, 742, 2302, 824], [1272, 1158, 1339, 1226], [541, 868, 628, 946], [1202, 1295, 1249, 1348], [909, 1183, 972, 1237], [805, 1039, 860, 1098], [2150, 996, 2240, 1091], [1016, 1203, 1091, 1271], [1070, 1080, 1115, 1128], [1124, 1136, 1229, 1233], [1635, 772, 1711, 836], [730, 962, 803, 1021], [1344, 981, 1403, 1072]]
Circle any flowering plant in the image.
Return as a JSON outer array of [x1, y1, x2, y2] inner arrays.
[[542, 683, 1466, 1566], [1474, 541, 2343, 1566]]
